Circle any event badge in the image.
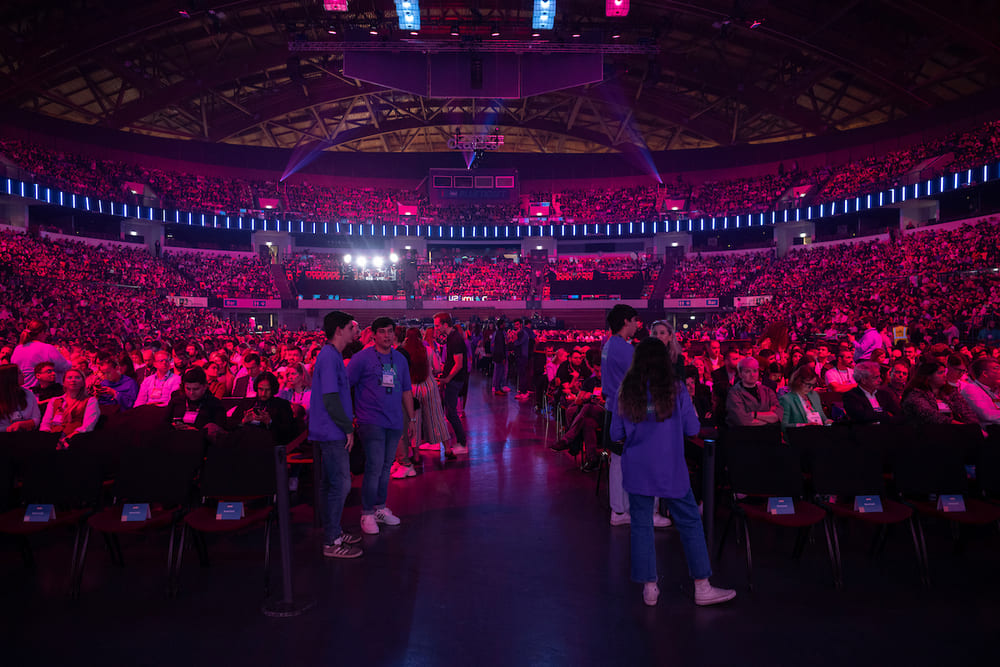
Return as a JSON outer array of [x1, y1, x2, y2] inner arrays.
[[937, 494, 966, 512], [151, 387, 162, 400], [767, 497, 795, 515], [24, 504, 56, 522], [854, 495, 883, 513], [217, 501, 245, 520], [182, 410, 198, 425], [121, 503, 152, 522]]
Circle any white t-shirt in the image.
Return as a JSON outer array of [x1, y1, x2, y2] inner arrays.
[[825, 366, 855, 387]]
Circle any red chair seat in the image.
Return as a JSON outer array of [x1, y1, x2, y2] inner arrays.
[[908, 499, 1000, 525], [741, 499, 826, 527], [825, 498, 913, 524], [0, 508, 89, 535], [87, 506, 179, 533], [183, 506, 272, 533]]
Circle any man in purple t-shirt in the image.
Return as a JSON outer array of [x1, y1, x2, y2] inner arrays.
[[348, 316, 415, 536], [310, 311, 363, 559]]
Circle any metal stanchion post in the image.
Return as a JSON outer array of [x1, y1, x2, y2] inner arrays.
[[263, 444, 315, 617]]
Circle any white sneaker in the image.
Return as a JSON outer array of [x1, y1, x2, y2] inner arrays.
[[360, 514, 379, 535], [643, 583, 660, 607], [375, 507, 401, 526], [653, 512, 673, 529], [452, 445, 469, 454], [418, 442, 441, 451], [694, 580, 737, 606], [390, 462, 415, 479], [610, 511, 631, 526]]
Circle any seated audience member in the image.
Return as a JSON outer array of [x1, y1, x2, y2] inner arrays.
[[204, 362, 227, 399], [901, 362, 977, 425], [208, 351, 235, 396], [779, 365, 831, 428], [762, 362, 786, 394], [231, 352, 262, 397], [726, 357, 782, 427], [683, 366, 713, 422], [843, 361, 901, 424], [711, 348, 741, 427], [278, 362, 312, 420], [824, 349, 857, 393], [0, 363, 41, 432], [40, 368, 99, 445], [134, 348, 155, 384], [945, 354, 969, 390], [960, 357, 1000, 426], [556, 349, 592, 406], [31, 361, 64, 404], [134, 350, 181, 407], [703, 340, 724, 371], [552, 353, 604, 471], [94, 351, 139, 411], [164, 367, 227, 442], [230, 371, 296, 445], [881, 360, 909, 407]]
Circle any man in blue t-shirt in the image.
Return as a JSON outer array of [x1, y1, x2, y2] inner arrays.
[[310, 310, 364, 558], [348, 316, 415, 535], [601, 304, 670, 529]]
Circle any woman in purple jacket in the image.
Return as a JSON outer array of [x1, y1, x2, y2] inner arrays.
[[612, 337, 736, 607]]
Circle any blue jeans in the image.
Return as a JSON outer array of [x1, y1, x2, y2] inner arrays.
[[443, 379, 467, 446], [492, 359, 507, 391], [316, 439, 352, 545], [628, 489, 711, 583], [358, 423, 403, 514]]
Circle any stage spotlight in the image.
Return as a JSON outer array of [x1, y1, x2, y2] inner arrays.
[[373, 256, 385, 268], [532, 0, 555, 30], [389, 253, 399, 263], [357, 256, 368, 268], [344, 254, 352, 263], [606, 0, 629, 17], [394, 0, 419, 30]]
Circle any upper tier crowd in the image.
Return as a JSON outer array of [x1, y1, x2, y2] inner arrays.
[[0, 230, 278, 300], [2, 120, 998, 225]]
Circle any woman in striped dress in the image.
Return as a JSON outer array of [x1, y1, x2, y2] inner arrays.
[[404, 328, 451, 453]]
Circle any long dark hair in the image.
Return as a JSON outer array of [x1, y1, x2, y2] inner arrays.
[[618, 338, 677, 423], [903, 361, 948, 398], [0, 363, 28, 417], [402, 328, 429, 384]]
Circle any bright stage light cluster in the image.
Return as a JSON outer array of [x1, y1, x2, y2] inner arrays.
[[532, 0, 555, 30], [343, 253, 400, 268], [394, 0, 419, 30]]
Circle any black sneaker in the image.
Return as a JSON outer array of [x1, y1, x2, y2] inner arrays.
[[336, 532, 362, 545], [444, 450, 457, 461], [581, 458, 600, 473]]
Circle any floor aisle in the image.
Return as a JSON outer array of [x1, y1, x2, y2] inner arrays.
[[5, 374, 1000, 666]]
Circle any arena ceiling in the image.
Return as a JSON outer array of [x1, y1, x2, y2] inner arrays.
[[0, 0, 998, 155]]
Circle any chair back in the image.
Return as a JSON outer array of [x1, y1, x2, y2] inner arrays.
[[725, 441, 805, 497], [19, 448, 104, 509], [974, 432, 1000, 498], [893, 440, 969, 496], [199, 431, 276, 499], [115, 430, 205, 506]]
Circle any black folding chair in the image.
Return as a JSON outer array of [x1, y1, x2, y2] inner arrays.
[[79, 429, 205, 597], [178, 427, 277, 595], [0, 447, 104, 596], [719, 439, 836, 591], [788, 426, 927, 588]]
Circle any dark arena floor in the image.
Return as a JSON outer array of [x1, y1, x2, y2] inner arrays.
[[6, 374, 1000, 667]]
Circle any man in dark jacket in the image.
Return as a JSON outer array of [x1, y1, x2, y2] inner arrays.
[[164, 367, 227, 442], [492, 320, 508, 396], [843, 361, 902, 424]]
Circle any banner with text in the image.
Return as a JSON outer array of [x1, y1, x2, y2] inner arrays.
[[221, 298, 282, 309], [663, 298, 720, 309], [167, 295, 209, 308], [733, 295, 774, 308]]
